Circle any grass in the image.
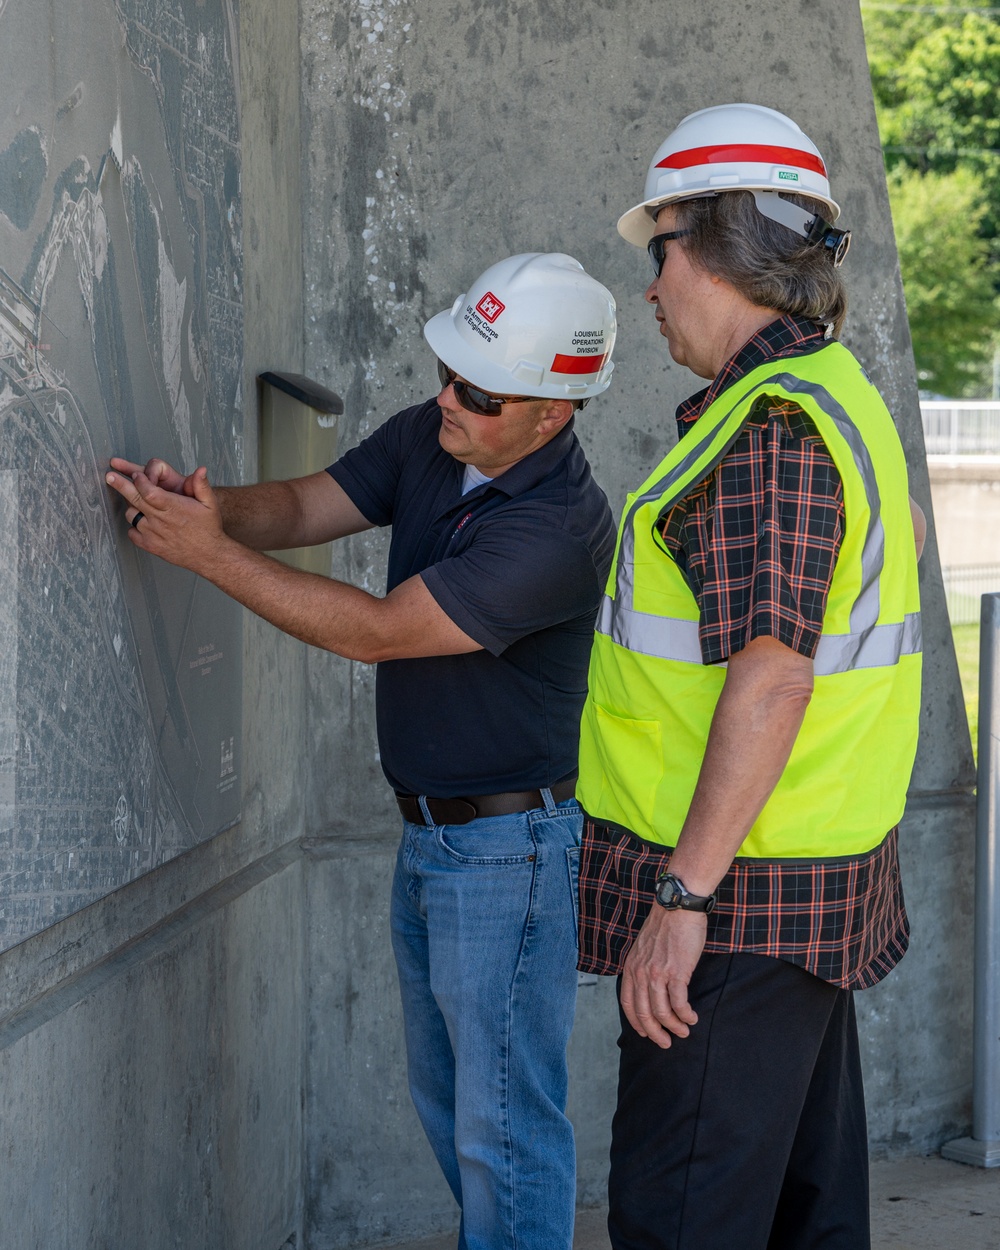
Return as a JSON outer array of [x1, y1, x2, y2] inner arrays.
[[952, 623, 980, 762]]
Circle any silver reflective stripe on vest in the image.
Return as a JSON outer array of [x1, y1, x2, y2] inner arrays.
[[813, 612, 922, 675], [765, 372, 883, 634], [597, 598, 921, 676], [601, 360, 905, 666], [596, 597, 704, 663]]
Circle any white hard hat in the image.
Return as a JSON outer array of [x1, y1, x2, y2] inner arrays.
[[618, 103, 841, 248], [423, 253, 617, 400]]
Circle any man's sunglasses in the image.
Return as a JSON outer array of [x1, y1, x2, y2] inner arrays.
[[648, 229, 692, 277], [436, 360, 534, 417]]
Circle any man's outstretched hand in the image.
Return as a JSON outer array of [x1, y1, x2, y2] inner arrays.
[[106, 462, 228, 574], [109, 456, 198, 497]]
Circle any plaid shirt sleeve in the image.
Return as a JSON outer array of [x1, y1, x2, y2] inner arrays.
[[663, 398, 845, 666]]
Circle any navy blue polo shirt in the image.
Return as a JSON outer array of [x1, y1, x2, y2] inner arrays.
[[327, 399, 614, 797]]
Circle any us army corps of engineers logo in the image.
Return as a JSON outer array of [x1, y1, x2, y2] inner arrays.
[[475, 291, 505, 323], [463, 291, 505, 344]]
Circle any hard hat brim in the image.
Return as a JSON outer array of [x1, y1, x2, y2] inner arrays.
[[617, 197, 680, 248], [617, 185, 841, 248]]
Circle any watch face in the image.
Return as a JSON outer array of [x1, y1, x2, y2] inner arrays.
[[656, 875, 682, 909]]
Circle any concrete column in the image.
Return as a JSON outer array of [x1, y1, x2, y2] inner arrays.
[[299, 1, 975, 1244]]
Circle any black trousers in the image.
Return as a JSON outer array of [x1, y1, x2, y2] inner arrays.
[[608, 953, 870, 1250]]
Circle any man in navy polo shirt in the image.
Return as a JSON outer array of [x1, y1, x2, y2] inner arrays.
[[105, 252, 617, 1250]]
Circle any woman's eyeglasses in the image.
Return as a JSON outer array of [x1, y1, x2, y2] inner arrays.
[[437, 360, 534, 417], [648, 229, 692, 277]]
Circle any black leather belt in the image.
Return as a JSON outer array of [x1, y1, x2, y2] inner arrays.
[[396, 778, 577, 826]]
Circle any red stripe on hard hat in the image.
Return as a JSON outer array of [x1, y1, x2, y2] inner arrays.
[[656, 144, 827, 177], [551, 352, 607, 374]]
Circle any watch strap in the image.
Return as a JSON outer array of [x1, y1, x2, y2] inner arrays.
[[655, 871, 717, 914]]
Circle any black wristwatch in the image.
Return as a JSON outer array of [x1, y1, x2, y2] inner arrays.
[[654, 871, 716, 914]]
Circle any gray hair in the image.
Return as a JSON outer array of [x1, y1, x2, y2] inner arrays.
[[672, 191, 848, 336]]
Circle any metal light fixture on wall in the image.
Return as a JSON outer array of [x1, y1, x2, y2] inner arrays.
[[258, 370, 344, 575]]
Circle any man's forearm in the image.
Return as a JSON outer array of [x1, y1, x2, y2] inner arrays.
[[191, 535, 394, 658], [666, 635, 814, 896], [191, 541, 478, 662], [214, 481, 307, 550], [619, 634, 814, 1046], [218, 469, 372, 551]]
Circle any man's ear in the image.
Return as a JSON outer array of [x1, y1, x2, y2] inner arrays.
[[539, 398, 575, 434]]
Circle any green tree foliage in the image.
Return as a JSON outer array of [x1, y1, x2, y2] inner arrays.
[[862, 2, 1000, 393], [887, 165, 996, 393]]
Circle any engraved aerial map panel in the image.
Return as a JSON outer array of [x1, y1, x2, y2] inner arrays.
[[0, 0, 243, 949]]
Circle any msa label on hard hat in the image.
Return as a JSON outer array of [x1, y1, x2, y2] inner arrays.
[[476, 291, 505, 323], [778, 170, 800, 182]]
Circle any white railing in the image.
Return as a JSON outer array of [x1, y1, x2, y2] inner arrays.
[[922, 401, 1000, 456], [942, 565, 1000, 626]]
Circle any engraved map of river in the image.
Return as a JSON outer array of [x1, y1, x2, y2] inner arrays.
[[0, 0, 244, 949]]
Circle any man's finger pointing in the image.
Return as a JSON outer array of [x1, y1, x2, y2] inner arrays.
[[106, 471, 145, 513]]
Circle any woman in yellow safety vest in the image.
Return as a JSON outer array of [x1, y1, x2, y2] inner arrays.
[[576, 103, 924, 1250]]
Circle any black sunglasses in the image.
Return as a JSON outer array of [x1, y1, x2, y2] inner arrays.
[[436, 360, 534, 417], [648, 229, 692, 277]]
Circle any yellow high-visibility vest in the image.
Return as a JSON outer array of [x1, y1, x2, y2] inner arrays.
[[577, 342, 921, 858]]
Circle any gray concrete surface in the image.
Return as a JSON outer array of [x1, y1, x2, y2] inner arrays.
[[928, 456, 1000, 567], [0, 0, 310, 1246], [373, 1157, 1000, 1250]]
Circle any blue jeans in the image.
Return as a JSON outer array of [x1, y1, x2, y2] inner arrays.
[[390, 793, 581, 1250]]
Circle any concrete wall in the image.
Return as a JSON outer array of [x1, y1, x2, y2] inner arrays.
[[0, 1, 311, 1247], [928, 456, 1000, 567], [299, 0, 976, 1244], [0, 3, 980, 1250]]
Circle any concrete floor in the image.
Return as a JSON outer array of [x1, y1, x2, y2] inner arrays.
[[377, 1155, 1000, 1250]]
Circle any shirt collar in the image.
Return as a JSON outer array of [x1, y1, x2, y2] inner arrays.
[[675, 315, 831, 433], [452, 415, 579, 499]]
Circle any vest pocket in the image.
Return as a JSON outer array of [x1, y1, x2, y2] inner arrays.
[[583, 703, 663, 838]]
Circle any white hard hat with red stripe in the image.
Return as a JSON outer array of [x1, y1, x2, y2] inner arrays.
[[618, 103, 841, 247], [423, 253, 616, 400]]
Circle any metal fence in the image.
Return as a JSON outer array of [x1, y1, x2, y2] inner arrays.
[[941, 592, 1000, 1167], [943, 565, 1000, 626], [922, 401, 1000, 455]]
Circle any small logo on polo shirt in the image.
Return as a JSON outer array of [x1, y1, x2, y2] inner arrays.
[[476, 291, 505, 323]]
